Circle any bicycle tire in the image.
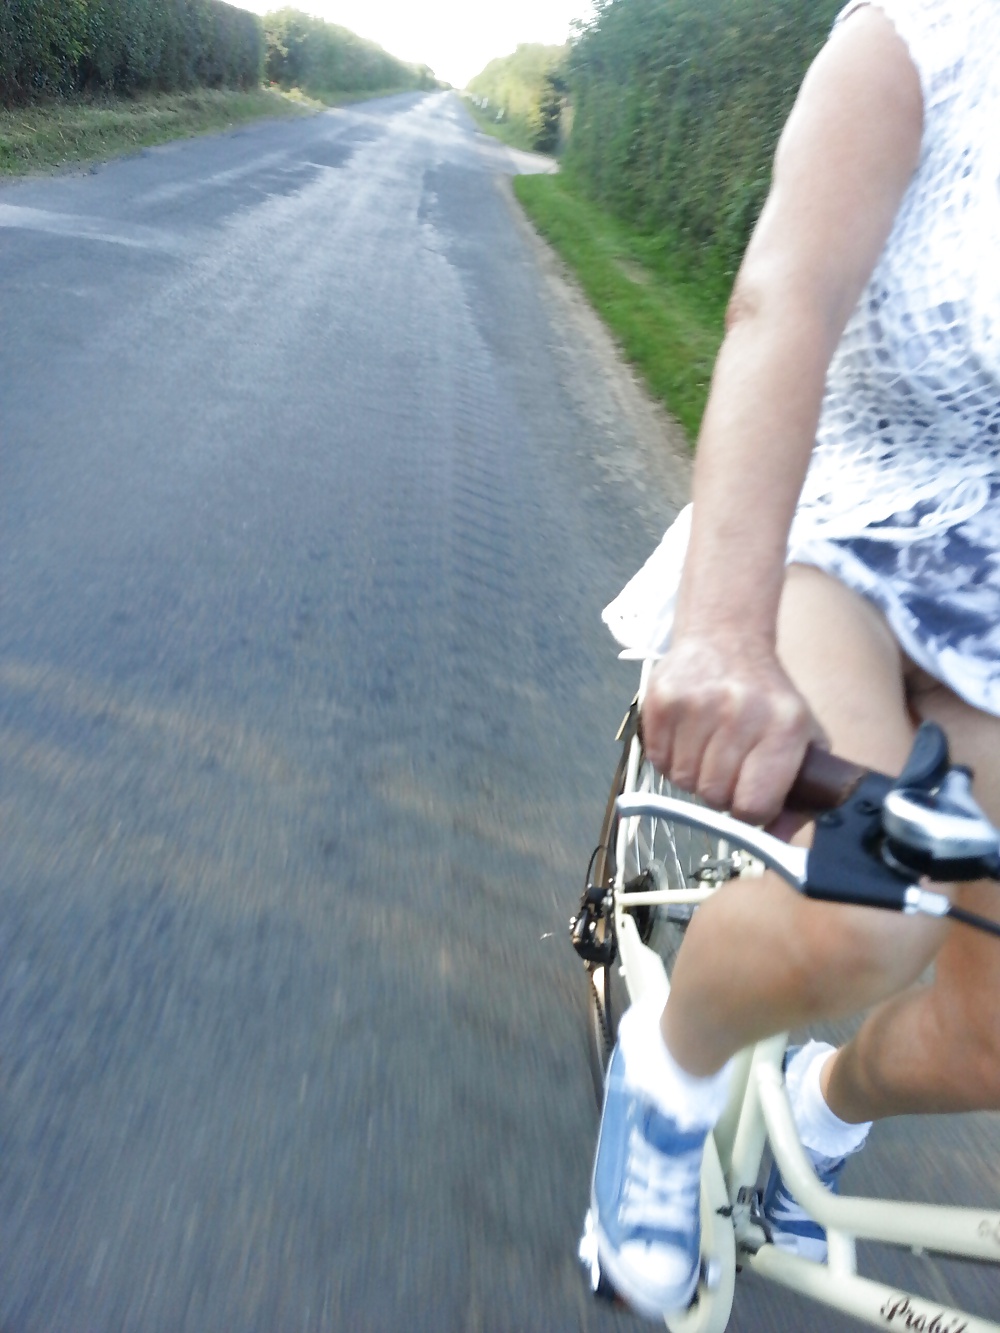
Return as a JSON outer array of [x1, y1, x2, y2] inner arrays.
[[586, 711, 740, 1104], [584, 707, 638, 1103]]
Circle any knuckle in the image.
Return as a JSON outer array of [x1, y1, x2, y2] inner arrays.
[[647, 744, 671, 778], [698, 776, 734, 811], [731, 795, 771, 827], [713, 687, 745, 729], [732, 767, 781, 826]]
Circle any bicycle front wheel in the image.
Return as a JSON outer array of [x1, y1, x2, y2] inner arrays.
[[586, 706, 741, 1100]]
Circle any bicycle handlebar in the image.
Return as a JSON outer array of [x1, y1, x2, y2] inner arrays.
[[787, 719, 956, 816], [785, 745, 867, 814], [615, 722, 1000, 940]]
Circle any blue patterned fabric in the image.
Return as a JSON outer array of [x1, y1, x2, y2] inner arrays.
[[791, 484, 1000, 717]]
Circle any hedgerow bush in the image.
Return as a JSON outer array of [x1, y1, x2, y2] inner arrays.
[[0, 0, 263, 104], [466, 44, 568, 151], [263, 9, 436, 97], [564, 0, 841, 275]]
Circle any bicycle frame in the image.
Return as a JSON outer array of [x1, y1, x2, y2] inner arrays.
[[610, 771, 1000, 1332]]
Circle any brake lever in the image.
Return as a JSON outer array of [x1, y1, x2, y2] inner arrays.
[[883, 769, 1000, 880], [804, 761, 1000, 922], [616, 715, 1000, 932], [614, 795, 810, 888], [615, 783, 946, 917], [804, 771, 925, 912]]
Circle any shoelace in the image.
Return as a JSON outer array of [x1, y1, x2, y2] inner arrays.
[[618, 1122, 702, 1233]]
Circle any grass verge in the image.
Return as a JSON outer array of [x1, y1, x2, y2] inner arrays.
[[0, 87, 318, 178], [513, 171, 730, 442]]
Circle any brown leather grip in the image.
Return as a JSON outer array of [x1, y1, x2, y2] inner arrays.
[[785, 744, 868, 814]]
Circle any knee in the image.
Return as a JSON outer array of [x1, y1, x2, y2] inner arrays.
[[965, 1037, 1000, 1109], [925, 985, 1000, 1110], [787, 903, 945, 1020]]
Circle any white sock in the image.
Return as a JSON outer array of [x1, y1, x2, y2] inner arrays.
[[616, 999, 733, 1132], [786, 1041, 871, 1159]]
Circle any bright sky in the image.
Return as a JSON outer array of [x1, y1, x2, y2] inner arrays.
[[240, 1, 594, 89]]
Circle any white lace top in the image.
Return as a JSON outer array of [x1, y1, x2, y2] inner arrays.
[[792, 0, 1000, 545], [603, 0, 1000, 714]]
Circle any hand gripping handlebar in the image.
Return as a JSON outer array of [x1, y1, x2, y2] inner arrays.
[[615, 722, 1000, 939]]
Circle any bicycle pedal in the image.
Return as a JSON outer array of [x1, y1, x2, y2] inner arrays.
[[701, 1255, 723, 1291], [594, 1271, 626, 1306], [578, 1212, 717, 1311], [577, 1211, 600, 1289], [746, 1187, 773, 1246]]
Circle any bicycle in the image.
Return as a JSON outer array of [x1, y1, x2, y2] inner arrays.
[[570, 658, 1000, 1332]]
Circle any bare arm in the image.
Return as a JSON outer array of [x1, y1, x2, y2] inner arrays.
[[642, 5, 923, 823]]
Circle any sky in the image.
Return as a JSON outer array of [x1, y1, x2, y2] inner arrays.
[[240, 1, 595, 90]]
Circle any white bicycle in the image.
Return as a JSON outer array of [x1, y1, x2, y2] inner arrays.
[[571, 660, 1000, 1332]]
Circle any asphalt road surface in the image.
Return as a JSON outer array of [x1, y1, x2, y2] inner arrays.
[[1, 92, 997, 1331]]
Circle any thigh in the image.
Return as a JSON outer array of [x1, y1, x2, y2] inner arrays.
[[908, 668, 1000, 826], [768, 565, 947, 984], [778, 563, 915, 773], [778, 570, 1000, 1019], [665, 564, 954, 1058]]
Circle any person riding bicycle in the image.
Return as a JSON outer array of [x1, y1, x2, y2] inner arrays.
[[589, 0, 1000, 1319]]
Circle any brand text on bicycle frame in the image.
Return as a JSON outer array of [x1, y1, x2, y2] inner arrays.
[[880, 1295, 968, 1333]]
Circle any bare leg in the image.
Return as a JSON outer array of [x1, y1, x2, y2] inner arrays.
[[824, 675, 1000, 1121], [661, 566, 959, 1096]]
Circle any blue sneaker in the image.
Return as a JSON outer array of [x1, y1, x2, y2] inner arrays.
[[584, 1040, 705, 1320], [761, 1148, 849, 1262], [761, 1044, 864, 1263]]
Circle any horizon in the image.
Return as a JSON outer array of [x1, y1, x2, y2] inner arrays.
[[236, 0, 595, 88]]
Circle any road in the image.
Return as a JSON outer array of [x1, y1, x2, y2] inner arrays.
[[0, 92, 996, 1331]]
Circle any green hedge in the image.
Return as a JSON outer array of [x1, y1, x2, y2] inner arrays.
[[466, 43, 567, 152], [0, 0, 263, 104], [264, 9, 436, 96], [564, 0, 841, 275]]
